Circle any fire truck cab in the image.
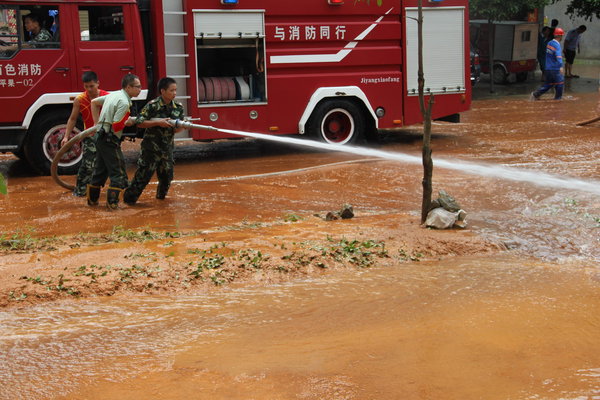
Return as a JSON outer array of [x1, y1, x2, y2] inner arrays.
[[0, 0, 471, 175]]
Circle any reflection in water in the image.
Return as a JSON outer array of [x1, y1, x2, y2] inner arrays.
[[1, 256, 599, 399]]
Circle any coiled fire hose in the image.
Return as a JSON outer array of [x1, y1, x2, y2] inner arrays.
[[51, 126, 98, 191]]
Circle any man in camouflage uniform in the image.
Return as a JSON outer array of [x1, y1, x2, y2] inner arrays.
[[62, 71, 109, 197], [124, 77, 184, 205]]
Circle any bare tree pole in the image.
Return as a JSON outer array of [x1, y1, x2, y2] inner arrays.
[[417, 0, 434, 224]]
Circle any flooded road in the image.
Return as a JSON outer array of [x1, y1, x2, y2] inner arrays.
[[2, 256, 599, 400], [1, 73, 600, 399]]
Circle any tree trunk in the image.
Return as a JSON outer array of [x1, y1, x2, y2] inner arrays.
[[417, 0, 434, 224]]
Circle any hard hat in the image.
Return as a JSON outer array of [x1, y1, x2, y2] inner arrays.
[[553, 27, 565, 36]]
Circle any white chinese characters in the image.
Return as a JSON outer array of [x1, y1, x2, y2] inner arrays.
[[273, 25, 346, 41]]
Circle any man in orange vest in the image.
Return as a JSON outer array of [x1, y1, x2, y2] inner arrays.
[[62, 71, 109, 196]]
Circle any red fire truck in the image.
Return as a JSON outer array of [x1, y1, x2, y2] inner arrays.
[[0, 0, 471, 175]]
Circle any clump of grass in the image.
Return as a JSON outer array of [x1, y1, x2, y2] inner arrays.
[[0, 229, 62, 252], [108, 226, 163, 242], [283, 214, 303, 223], [398, 249, 423, 262], [236, 249, 268, 269], [282, 237, 388, 269], [74, 264, 110, 282], [118, 265, 158, 283], [188, 245, 227, 280], [20, 273, 79, 296], [322, 237, 388, 268]]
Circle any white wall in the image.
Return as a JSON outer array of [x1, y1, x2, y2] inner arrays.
[[543, 1, 600, 59]]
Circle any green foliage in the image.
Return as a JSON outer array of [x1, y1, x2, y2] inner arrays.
[[0, 229, 61, 252], [0, 173, 6, 195], [237, 249, 267, 269], [189, 246, 226, 279], [560, 0, 600, 20], [283, 214, 303, 223], [470, 0, 551, 22], [109, 226, 163, 242]]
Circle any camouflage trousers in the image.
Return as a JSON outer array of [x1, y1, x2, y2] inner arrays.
[[90, 129, 128, 189], [73, 136, 96, 197], [125, 137, 174, 202]]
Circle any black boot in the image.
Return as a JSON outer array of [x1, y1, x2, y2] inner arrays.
[[106, 187, 123, 210], [156, 184, 170, 200], [123, 187, 138, 206], [86, 184, 101, 206]]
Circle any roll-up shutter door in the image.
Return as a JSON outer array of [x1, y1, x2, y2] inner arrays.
[[405, 7, 466, 96]]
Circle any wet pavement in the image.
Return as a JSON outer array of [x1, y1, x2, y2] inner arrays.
[[1, 66, 600, 399]]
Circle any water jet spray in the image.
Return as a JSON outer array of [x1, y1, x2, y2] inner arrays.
[[173, 120, 600, 196], [52, 120, 600, 196]]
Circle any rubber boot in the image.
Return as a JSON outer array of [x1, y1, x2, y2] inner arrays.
[[123, 187, 138, 206], [156, 184, 169, 200], [86, 184, 101, 206], [106, 187, 123, 210]]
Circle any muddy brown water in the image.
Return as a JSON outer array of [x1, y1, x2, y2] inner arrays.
[[1, 83, 600, 398]]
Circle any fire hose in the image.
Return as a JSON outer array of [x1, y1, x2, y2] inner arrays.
[[51, 125, 98, 191], [576, 116, 600, 127], [50, 120, 216, 190]]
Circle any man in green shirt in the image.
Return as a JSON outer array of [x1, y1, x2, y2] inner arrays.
[[87, 73, 141, 209]]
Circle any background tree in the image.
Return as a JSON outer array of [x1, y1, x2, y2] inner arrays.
[[559, 0, 600, 20], [470, 0, 551, 92]]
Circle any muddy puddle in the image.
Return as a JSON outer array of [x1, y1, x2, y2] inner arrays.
[[1, 255, 599, 400], [1, 78, 600, 398]]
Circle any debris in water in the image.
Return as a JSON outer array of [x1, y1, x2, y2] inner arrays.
[[322, 204, 355, 221], [426, 191, 467, 229]]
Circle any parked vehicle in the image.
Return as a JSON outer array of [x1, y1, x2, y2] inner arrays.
[[0, 0, 472, 175], [470, 48, 481, 86], [470, 20, 538, 84]]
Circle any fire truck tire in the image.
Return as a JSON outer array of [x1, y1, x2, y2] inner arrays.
[[492, 65, 508, 84], [25, 110, 83, 175], [12, 148, 26, 160], [306, 99, 366, 145]]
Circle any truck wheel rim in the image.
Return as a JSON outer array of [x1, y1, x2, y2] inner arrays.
[[43, 124, 83, 167], [320, 108, 354, 144]]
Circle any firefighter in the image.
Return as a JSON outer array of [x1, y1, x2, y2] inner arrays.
[[123, 77, 184, 205], [61, 71, 109, 197], [87, 73, 141, 209]]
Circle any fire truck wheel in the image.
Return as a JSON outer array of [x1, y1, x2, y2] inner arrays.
[[11, 148, 26, 160], [492, 65, 508, 84], [25, 111, 83, 175], [307, 99, 365, 145]]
